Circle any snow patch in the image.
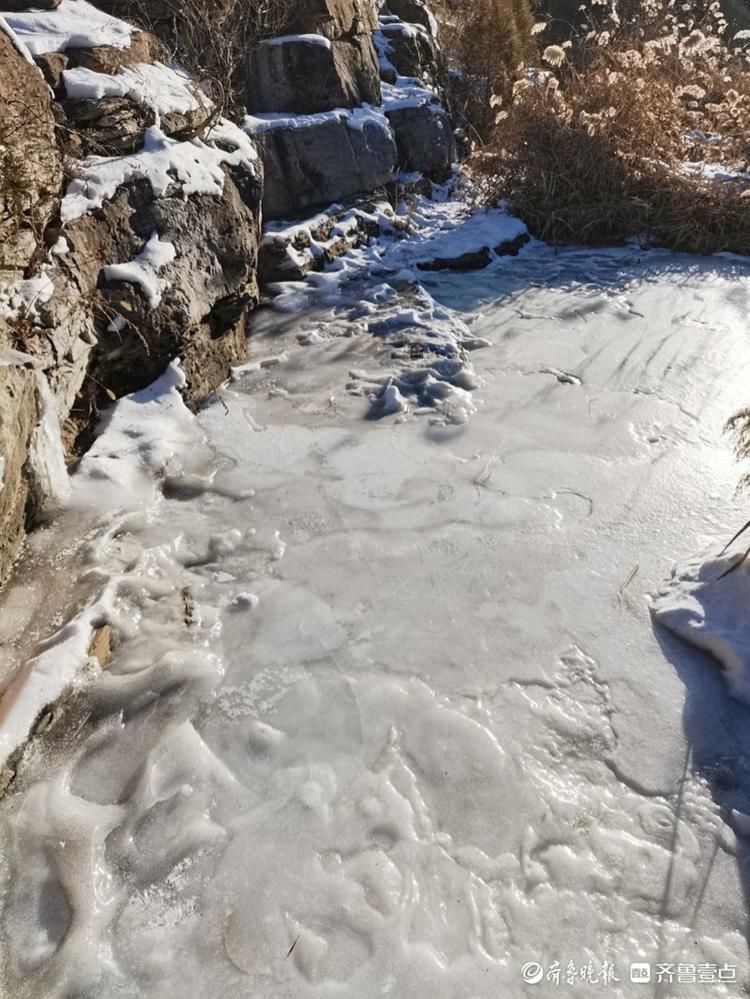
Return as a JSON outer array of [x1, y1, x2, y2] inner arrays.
[[261, 33, 332, 49], [63, 62, 200, 117], [653, 552, 750, 703], [2, 0, 134, 56], [244, 103, 390, 136], [102, 232, 176, 308], [0, 269, 55, 321], [61, 121, 258, 222]]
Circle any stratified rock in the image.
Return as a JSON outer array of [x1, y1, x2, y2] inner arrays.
[[0, 362, 39, 587], [63, 158, 262, 414], [283, 0, 379, 38], [258, 113, 396, 219], [60, 97, 153, 156], [246, 34, 380, 115], [65, 30, 165, 74], [0, 31, 62, 276]]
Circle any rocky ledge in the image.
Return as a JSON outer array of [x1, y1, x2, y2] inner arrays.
[[0, 0, 457, 585]]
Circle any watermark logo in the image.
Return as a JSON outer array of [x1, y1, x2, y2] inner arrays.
[[519, 959, 737, 988], [630, 963, 651, 984], [521, 963, 544, 985]]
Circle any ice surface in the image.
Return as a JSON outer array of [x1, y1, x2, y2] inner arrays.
[[2, 205, 750, 997]]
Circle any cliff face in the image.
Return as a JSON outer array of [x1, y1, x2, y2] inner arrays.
[[0, 0, 454, 585]]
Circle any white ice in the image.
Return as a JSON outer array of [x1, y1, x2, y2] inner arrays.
[[2, 202, 750, 998]]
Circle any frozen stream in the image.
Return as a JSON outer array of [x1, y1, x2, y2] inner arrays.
[[2, 213, 750, 997]]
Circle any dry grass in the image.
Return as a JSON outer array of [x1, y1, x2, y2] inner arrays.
[[470, 0, 750, 254], [0, 98, 48, 265], [432, 0, 536, 143]]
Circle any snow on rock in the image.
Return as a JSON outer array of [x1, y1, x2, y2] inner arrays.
[[244, 102, 391, 136], [266, 198, 529, 423], [0, 268, 55, 320], [26, 372, 72, 516], [0, 594, 110, 772], [1, 0, 134, 56], [262, 33, 332, 49], [63, 62, 200, 117], [408, 205, 530, 268], [652, 551, 750, 703], [72, 359, 203, 512], [61, 121, 258, 222], [102, 232, 176, 308]]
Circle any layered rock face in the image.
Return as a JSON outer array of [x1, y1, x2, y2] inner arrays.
[[247, 0, 394, 220], [376, 2, 455, 179], [249, 0, 453, 219], [0, 3, 262, 583]]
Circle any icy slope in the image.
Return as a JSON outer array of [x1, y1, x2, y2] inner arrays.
[[1, 216, 750, 997]]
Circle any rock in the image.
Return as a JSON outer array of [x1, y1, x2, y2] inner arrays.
[[35, 51, 69, 90], [495, 232, 530, 257], [1, 0, 59, 8], [417, 247, 491, 271], [95, 0, 378, 39], [0, 32, 63, 278], [246, 34, 380, 114], [59, 95, 212, 158], [384, 0, 438, 34], [387, 103, 455, 179], [88, 624, 113, 667], [60, 97, 153, 156], [378, 19, 438, 80], [259, 113, 396, 219], [258, 202, 393, 283], [0, 362, 39, 587], [63, 159, 262, 423], [65, 30, 165, 75], [283, 0, 379, 38]]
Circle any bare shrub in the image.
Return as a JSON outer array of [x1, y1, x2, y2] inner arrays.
[[0, 97, 53, 268], [431, 0, 536, 144], [473, 0, 750, 254], [110, 0, 296, 114]]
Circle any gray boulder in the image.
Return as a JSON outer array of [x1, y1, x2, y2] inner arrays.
[[259, 113, 396, 219], [61, 159, 262, 426], [387, 103, 454, 179], [384, 0, 438, 35], [378, 19, 439, 80], [246, 34, 380, 114]]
